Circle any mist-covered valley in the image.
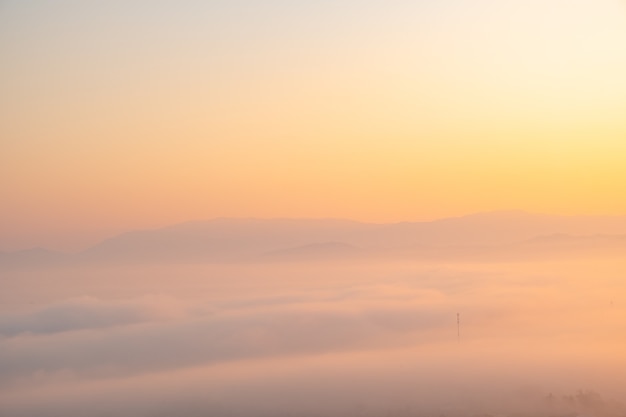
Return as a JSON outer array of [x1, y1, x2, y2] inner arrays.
[[1, 213, 625, 416]]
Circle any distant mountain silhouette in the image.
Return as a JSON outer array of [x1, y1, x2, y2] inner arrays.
[[74, 211, 626, 263], [511, 233, 626, 258], [0, 248, 68, 269], [79, 218, 375, 263], [262, 242, 362, 261], [3, 211, 626, 267]]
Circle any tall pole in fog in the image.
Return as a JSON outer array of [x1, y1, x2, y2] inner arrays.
[[457, 312, 460, 344]]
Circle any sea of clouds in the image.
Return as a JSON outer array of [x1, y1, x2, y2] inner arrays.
[[1, 260, 625, 416]]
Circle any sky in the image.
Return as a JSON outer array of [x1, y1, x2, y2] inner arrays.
[[2, 0, 626, 251]]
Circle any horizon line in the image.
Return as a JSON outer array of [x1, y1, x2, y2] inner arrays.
[[5, 209, 626, 254]]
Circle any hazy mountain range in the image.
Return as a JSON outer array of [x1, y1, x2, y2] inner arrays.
[[3, 211, 626, 267]]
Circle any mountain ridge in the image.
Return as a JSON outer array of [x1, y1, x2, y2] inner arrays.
[[4, 211, 626, 267]]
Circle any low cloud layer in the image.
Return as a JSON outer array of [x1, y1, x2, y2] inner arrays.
[[0, 295, 185, 337], [0, 290, 462, 383], [1, 259, 625, 416]]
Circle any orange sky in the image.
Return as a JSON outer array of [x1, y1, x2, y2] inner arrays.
[[1, 0, 626, 251]]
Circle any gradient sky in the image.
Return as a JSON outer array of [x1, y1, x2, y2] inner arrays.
[[2, 0, 626, 251]]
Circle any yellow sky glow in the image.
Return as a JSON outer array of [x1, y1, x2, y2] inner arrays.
[[1, 0, 626, 250]]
